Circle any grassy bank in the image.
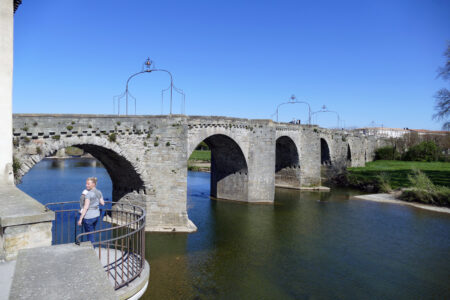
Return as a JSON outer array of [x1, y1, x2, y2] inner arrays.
[[348, 160, 450, 189], [347, 161, 450, 207], [188, 150, 211, 171], [189, 150, 211, 162]]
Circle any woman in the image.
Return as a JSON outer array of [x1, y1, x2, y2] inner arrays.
[[78, 177, 104, 243]]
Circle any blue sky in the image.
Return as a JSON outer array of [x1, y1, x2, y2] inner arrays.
[[12, 0, 450, 130]]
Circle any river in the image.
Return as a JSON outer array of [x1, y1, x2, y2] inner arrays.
[[18, 158, 450, 299]]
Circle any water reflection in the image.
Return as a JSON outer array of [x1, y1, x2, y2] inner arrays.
[[50, 159, 65, 169], [145, 172, 450, 299]]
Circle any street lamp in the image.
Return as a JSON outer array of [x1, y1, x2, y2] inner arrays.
[[161, 84, 186, 115], [123, 58, 174, 116], [271, 95, 312, 124], [311, 105, 341, 128]]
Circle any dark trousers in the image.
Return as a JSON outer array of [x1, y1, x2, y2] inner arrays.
[[82, 217, 98, 244]]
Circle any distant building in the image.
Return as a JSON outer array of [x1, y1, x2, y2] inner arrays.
[[409, 129, 449, 136], [356, 127, 448, 138]]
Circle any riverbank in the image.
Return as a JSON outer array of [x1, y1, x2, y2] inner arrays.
[[187, 161, 210, 172], [352, 193, 450, 214], [188, 150, 211, 172], [347, 160, 450, 189]]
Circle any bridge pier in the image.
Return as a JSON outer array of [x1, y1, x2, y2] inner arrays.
[[247, 122, 275, 203]]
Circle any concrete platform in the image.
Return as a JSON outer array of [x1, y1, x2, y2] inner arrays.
[[9, 244, 118, 300], [0, 185, 54, 227], [0, 259, 16, 300]]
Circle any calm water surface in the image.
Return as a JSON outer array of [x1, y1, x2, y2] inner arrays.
[[18, 158, 450, 299]]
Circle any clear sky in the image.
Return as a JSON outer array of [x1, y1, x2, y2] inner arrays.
[[12, 0, 450, 130]]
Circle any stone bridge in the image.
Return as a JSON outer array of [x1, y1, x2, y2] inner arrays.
[[12, 114, 386, 232]]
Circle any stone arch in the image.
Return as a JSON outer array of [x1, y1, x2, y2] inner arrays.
[[347, 143, 352, 161], [14, 137, 145, 204], [190, 134, 248, 202], [320, 138, 331, 165], [346, 143, 352, 167], [275, 136, 301, 188]]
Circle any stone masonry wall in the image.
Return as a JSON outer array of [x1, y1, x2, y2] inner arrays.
[[13, 114, 194, 232], [2, 222, 52, 260]]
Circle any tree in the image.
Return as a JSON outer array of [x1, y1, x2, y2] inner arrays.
[[433, 43, 450, 130]]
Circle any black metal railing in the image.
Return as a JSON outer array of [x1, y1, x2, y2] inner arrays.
[[44, 201, 146, 290]]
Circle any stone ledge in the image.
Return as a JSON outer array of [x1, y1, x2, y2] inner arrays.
[[147, 219, 198, 233], [275, 184, 331, 191], [0, 185, 54, 227]]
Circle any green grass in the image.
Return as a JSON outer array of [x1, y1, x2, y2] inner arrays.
[[189, 150, 211, 162], [65, 146, 84, 156], [348, 160, 450, 188]]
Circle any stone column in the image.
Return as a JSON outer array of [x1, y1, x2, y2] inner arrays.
[[299, 128, 321, 186], [246, 121, 275, 203], [0, 0, 14, 185]]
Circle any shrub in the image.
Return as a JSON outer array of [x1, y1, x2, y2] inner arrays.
[[400, 186, 450, 206], [154, 142, 159, 147], [402, 141, 440, 162], [66, 125, 73, 131], [407, 169, 434, 190], [195, 141, 209, 151], [52, 135, 60, 140], [399, 169, 450, 206], [374, 146, 400, 160], [108, 133, 117, 142], [22, 126, 29, 132], [12, 157, 21, 177], [376, 172, 392, 193], [166, 142, 170, 147], [36, 146, 42, 155]]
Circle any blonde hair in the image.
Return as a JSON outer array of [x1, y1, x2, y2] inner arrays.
[[87, 177, 98, 185]]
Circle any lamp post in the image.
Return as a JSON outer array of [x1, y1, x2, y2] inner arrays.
[[161, 84, 186, 115], [311, 105, 340, 128], [124, 58, 174, 116], [271, 95, 311, 124]]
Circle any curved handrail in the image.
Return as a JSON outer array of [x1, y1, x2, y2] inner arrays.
[[45, 200, 146, 290]]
